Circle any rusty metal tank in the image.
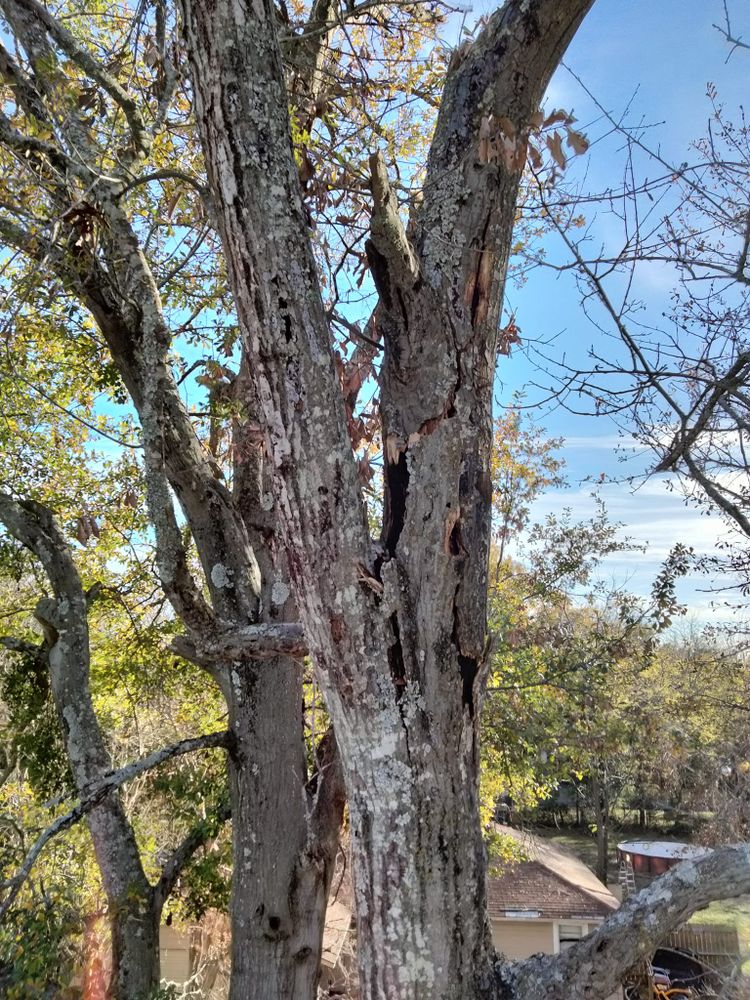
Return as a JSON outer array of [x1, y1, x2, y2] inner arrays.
[[617, 840, 711, 877]]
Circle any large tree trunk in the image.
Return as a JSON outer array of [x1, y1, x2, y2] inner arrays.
[[109, 898, 160, 999], [343, 729, 491, 998], [178, 0, 750, 996], [82, 200, 344, 1000], [179, 0, 593, 996]]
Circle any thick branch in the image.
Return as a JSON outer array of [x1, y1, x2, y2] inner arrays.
[[0, 493, 84, 611], [365, 149, 419, 312], [172, 622, 307, 666], [308, 726, 346, 864], [12, 0, 150, 162], [284, 0, 336, 113], [119, 168, 213, 216], [0, 635, 39, 656], [0, 493, 155, 933], [92, 201, 263, 622], [0, 39, 50, 125], [141, 458, 218, 634], [153, 800, 231, 913], [0, 108, 79, 181], [419, 0, 595, 289], [507, 844, 750, 999]]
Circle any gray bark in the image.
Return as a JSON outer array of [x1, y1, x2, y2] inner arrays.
[[0, 496, 159, 999], [179, 0, 594, 996], [0, 3, 346, 990], [227, 664, 343, 1000], [177, 0, 750, 996]]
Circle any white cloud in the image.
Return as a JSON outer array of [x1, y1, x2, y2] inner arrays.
[[522, 475, 742, 624]]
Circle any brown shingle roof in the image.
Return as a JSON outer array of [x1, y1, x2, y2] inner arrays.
[[487, 827, 619, 921]]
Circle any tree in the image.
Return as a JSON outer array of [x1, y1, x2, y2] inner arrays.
[[490, 405, 564, 574], [0, 495, 232, 996], [177, 0, 750, 996], [1, 2, 750, 1000], [0, 0, 347, 996], [485, 472, 674, 885]]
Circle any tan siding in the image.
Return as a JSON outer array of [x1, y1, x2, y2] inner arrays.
[[159, 925, 191, 984], [491, 919, 555, 960]]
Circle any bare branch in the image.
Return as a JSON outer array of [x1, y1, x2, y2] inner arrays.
[[119, 168, 211, 205], [0, 731, 230, 920], [713, 0, 750, 58]]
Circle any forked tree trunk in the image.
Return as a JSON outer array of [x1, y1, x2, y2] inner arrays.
[[180, 0, 750, 997], [179, 0, 593, 996], [79, 199, 344, 1000], [180, 1, 591, 995]]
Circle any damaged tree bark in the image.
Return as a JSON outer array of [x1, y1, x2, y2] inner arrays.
[[178, 0, 750, 996]]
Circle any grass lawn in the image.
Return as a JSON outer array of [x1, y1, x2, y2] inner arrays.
[[692, 897, 750, 973]]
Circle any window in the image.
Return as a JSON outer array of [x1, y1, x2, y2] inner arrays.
[[558, 922, 587, 951]]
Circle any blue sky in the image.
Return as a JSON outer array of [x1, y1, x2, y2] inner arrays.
[[454, 0, 750, 624]]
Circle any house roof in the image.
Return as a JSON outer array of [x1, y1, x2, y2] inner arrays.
[[487, 826, 619, 922]]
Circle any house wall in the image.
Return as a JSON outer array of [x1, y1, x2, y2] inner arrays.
[[159, 925, 192, 985], [491, 918, 555, 959], [491, 918, 622, 1000]]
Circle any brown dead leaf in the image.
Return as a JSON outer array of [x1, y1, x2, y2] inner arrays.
[[546, 132, 567, 170], [566, 128, 590, 155], [543, 108, 573, 128]]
